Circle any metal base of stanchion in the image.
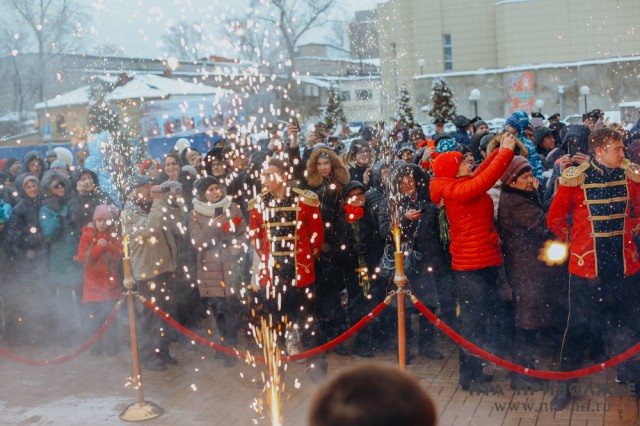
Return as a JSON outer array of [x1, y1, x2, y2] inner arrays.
[[120, 401, 164, 422]]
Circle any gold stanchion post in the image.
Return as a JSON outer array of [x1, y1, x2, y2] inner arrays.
[[120, 235, 164, 422], [392, 226, 407, 370]]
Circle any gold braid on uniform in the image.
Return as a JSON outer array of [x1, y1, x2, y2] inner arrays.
[[621, 159, 640, 183], [559, 163, 590, 187], [248, 194, 261, 211], [292, 188, 320, 207]]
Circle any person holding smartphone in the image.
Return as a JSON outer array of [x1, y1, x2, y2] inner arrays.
[[430, 133, 516, 391]]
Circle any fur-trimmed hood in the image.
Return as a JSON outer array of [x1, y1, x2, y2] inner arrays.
[[305, 147, 350, 188], [486, 133, 529, 159]]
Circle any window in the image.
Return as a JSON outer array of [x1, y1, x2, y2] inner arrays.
[[339, 91, 351, 101], [355, 89, 372, 101], [443, 33, 452, 72]]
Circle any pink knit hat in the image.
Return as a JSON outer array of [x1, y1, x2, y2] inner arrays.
[[432, 151, 463, 178], [93, 204, 118, 221]]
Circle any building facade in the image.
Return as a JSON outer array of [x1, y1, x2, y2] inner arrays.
[[378, 0, 640, 121]]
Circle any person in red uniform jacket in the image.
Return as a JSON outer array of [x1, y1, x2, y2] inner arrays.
[[547, 128, 640, 410], [429, 133, 515, 392], [249, 158, 324, 355]]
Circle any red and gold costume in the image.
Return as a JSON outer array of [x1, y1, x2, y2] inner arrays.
[[249, 187, 324, 288], [548, 159, 640, 278]]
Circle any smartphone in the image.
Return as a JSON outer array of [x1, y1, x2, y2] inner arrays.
[[426, 140, 435, 149], [289, 115, 300, 132]]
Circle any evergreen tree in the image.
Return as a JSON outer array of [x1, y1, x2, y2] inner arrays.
[[425, 77, 457, 123], [322, 86, 347, 133], [397, 84, 415, 127]]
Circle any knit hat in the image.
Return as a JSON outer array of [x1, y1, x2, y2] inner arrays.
[[505, 111, 530, 137], [22, 174, 39, 190], [436, 138, 457, 153], [93, 204, 118, 221], [140, 159, 160, 175], [432, 151, 463, 179], [473, 120, 488, 132], [174, 137, 191, 153], [195, 176, 225, 199], [126, 174, 153, 192], [500, 156, 531, 184], [396, 143, 416, 157], [45, 150, 57, 158], [181, 165, 198, 177], [50, 160, 67, 170]]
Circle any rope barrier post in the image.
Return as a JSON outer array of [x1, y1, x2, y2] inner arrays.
[[394, 251, 408, 370], [119, 239, 164, 422]]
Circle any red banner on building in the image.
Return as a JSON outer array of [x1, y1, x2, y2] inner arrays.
[[508, 71, 535, 114]]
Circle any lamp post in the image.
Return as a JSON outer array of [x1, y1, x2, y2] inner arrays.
[[535, 99, 544, 114], [417, 58, 426, 75], [580, 85, 590, 114], [469, 89, 481, 117], [557, 85, 565, 119]]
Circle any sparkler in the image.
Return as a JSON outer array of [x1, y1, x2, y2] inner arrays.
[[539, 240, 569, 266], [250, 315, 283, 426]]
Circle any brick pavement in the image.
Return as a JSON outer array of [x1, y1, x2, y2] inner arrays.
[[0, 317, 639, 426]]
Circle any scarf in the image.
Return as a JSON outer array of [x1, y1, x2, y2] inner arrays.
[[193, 196, 232, 217]]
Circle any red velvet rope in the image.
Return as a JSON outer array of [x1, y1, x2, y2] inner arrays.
[[139, 296, 390, 363], [412, 297, 640, 380], [0, 300, 123, 366]]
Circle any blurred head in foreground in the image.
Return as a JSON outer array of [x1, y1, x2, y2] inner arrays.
[[308, 362, 437, 426]]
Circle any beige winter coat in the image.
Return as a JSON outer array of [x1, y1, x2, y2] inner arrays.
[[188, 202, 247, 298], [121, 198, 181, 281]]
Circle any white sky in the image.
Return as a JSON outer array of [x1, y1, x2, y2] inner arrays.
[[80, 0, 383, 58]]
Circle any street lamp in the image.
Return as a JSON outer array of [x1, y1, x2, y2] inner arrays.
[[417, 58, 426, 75], [580, 85, 590, 114], [469, 89, 481, 117], [535, 99, 544, 114], [557, 85, 565, 119]]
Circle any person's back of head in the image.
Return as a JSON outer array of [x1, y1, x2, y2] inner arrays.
[[308, 363, 437, 426]]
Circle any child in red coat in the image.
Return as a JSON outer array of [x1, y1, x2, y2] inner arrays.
[[78, 204, 123, 356]]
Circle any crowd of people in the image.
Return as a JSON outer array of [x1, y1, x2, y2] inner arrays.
[[1, 109, 640, 411]]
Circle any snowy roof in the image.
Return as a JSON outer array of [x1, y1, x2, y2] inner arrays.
[[297, 75, 332, 89], [414, 55, 640, 80], [495, 0, 534, 6], [35, 74, 231, 110], [619, 101, 640, 108], [296, 56, 380, 67]]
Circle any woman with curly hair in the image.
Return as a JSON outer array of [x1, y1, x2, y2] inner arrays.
[[304, 146, 350, 352]]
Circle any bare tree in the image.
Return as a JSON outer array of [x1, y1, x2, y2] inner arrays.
[[224, 0, 337, 115], [92, 43, 125, 57], [225, 0, 338, 69], [2, 0, 89, 101], [162, 20, 204, 62], [0, 23, 32, 133]]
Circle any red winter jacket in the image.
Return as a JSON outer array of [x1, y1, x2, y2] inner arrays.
[[78, 224, 123, 302], [429, 147, 514, 271]]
